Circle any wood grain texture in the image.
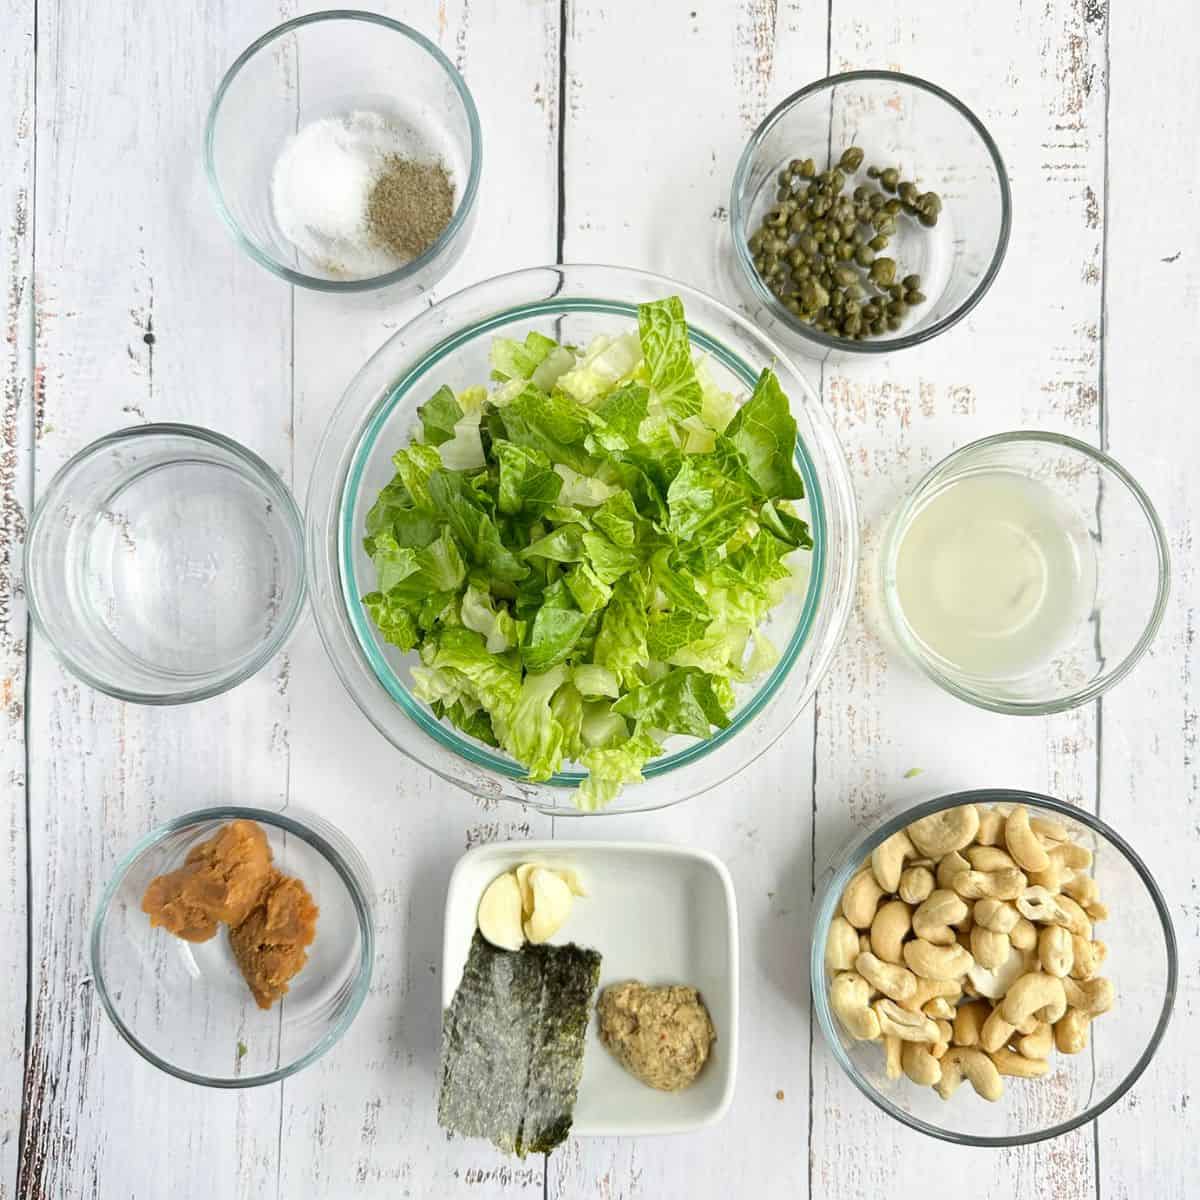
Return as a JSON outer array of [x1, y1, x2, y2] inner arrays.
[[275, 1, 561, 1195], [1094, 2, 1200, 1195], [0, 3, 33, 1198], [809, 1, 1107, 1196], [19, 1, 294, 1195]]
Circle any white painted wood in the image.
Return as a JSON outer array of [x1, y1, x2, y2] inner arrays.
[[0, 3, 33, 1198], [2, 0, 1198, 1197]]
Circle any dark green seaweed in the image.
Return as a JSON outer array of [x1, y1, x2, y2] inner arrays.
[[438, 931, 602, 1156]]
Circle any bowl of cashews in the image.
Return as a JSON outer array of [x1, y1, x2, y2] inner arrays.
[[811, 789, 1177, 1145]]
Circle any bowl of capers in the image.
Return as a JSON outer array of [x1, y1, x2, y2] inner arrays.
[[730, 71, 1011, 358]]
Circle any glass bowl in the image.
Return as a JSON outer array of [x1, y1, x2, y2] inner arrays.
[[811, 789, 1177, 1146], [306, 264, 859, 814], [205, 10, 481, 293], [880, 432, 1170, 714], [91, 806, 375, 1088], [25, 424, 306, 704], [731, 71, 1011, 359]]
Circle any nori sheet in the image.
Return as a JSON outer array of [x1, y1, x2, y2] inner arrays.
[[438, 931, 602, 1156]]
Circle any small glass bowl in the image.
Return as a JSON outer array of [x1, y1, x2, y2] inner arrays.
[[812, 790, 1177, 1146], [91, 806, 375, 1088], [731, 71, 1011, 359], [25, 424, 306, 704], [205, 10, 482, 293], [880, 432, 1170, 714], [305, 265, 859, 814]]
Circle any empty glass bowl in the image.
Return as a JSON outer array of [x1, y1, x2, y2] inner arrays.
[[205, 11, 481, 292], [811, 790, 1177, 1145], [91, 806, 374, 1087], [880, 432, 1170, 714], [731, 71, 1011, 358], [25, 424, 305, 704], [305, 264, 859, 814]]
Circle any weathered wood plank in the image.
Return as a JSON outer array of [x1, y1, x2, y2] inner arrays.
[[1094, 3, 1200, 1196], [276, 1, 562, 1194], [20, 1, 294, 1195], [548, 2, 826, 1195], [810, 0, 1107, 1195], [0, 2, 33, 1198]]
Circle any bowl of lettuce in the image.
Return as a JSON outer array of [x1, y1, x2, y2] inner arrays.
[[306, 266, 857, 813]]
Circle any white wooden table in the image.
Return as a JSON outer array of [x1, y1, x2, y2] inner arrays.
[[2, 1, 1198, 1196]]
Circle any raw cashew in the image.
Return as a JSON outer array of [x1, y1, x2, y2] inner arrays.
[[979, 1007, 1016, 1054], [989, 1047, 1050, 1078], [912, 889, 969, 946], [831, 972, 880, 1040], [1062, 874, 1098, 906], [899, 865, 935, 906], [855, 951, 919, 1004], [908, 805, 980, 858], [1017, 1022, 1053, 1060], [901, 1041, 942, 1086], [870, 900, 913, 964], [842, 868, 885, 929], [884, 1035, 903, 1080], [1055, 1008, 1090, 1054], [975, 807, 1007, 846], [974, 898, 1019, 934], [966, 943, 1026, 999], [1016, 885, 1061, 923], [1030, 815, 1070, 842], [1028, 857, 1075, 893], [904, 938, 973, 981], [1062, 975, 1114, 1016], [952, 999, 990, 1048], [1085, 900, 1109, 922], [825, 915, 861, 973], [937, 850, 971, 891], [871, 830, 918, 893], [954, 907, 974, 933], [1050, 842, 1093, 871], [933, 1019, 953, 1057], [1038, 925, 1074, 978], [966, 845, 1019, 873], [936, 1047, 1004, 1102], [1052, 895, 1093, 938], [971, 926, 1012, 970], [1000, 973, 1068, 1026], [1070, 937, 1107, 980], [1005, 805, 1051, 873], [899, 976, 962, 1014], [874, 998, 940, 1043], [951, 867, 1027, 901], [1010, 915, 1038, 951], [924, 996, 956, 1020]]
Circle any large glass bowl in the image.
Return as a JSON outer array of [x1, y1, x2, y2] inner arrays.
[[811, 789, 1177, 1145], [306, 265, 858, 814]]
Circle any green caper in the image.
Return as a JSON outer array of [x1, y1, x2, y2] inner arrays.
[[898, 181, 918, 203], [868, 234, 888, 252], [835, 242, 855, 261], [905, 289, 926, 305], [868, 192, 886, 210], [866, 165, 881, 179], [870, 318, 886, 335], [799, 233, 818, 256], [785, 297, 802, 315], [753, 255, 766, 272], [799, 157, 816, 177], [918, 209, 938, 227], [776, 187, 791, 202], [888, 283, 905, 300], [830, 169, 846, 193], [919, 191, 942, 213], [844, 280, 865, 300], [788, 248, 805, 270], [820, 240, 835, 256], [791, 210, 811, 232], [871, 212, 897, 236], [886, 298, 907, 317], [810, 194, 831, 216], [868, 257, 897, 286], [863, 301, 881, 321], [832, 264, 859, 287], [838, 146, 865, 172], [843, 314, 862, 336], [880, 167, 900, 192], [884, 198, 903, 216], [854, 245, 874, 268], [886, 315, 902, 331], [852, 185, 871, 203], [902, 274, 921, 291]]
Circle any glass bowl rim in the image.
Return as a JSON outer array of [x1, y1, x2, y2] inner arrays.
[[89, 804, 376, 1089], [810, 787, 1178, 1147], [880, 429, 1171, 714], [203, 8, 484, 294], [337, 292, 827, 787], [730, 68, 1013, 354], [24, 422, 308, 706]]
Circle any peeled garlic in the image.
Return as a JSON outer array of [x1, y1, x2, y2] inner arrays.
[[523, 867, 574, 944], [477, 871, 525, 952], [516, 862, 586, 918]]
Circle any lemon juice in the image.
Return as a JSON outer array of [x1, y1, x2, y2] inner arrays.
[[893, 471, 1097, 678]]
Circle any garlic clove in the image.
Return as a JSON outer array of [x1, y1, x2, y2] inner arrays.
[[515, 863, 538, 918], [523, 867, 574, 944], [477, 871, 525, 952]]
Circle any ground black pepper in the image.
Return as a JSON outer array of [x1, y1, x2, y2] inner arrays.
[[366, 156, 455, 260]]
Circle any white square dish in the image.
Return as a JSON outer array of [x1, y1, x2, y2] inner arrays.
[[441, 840, 739, 1136]]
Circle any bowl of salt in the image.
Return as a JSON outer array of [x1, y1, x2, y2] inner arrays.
[[205, 10, 481, 293]]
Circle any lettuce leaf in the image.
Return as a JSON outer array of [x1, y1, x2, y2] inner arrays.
[[611, 666, 731, 738], [724, 368, 806, 500], [417, 385, 464, 446], [638, 297, 702, 421]]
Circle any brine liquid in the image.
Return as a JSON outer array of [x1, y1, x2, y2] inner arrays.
[[893, 471, 1097, 678]]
